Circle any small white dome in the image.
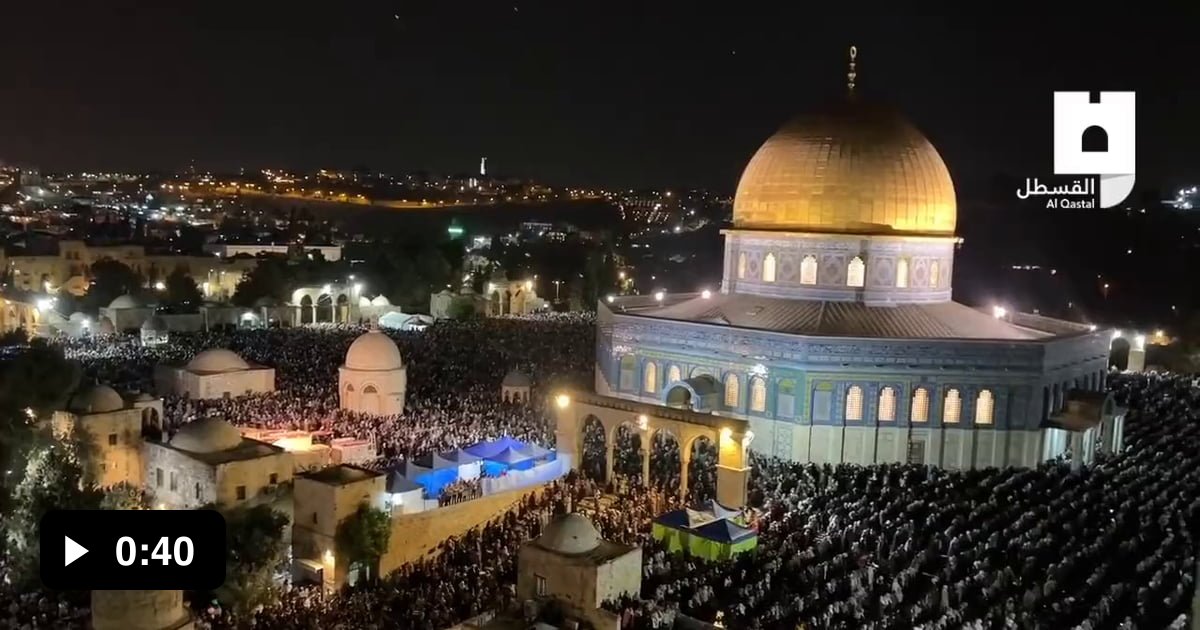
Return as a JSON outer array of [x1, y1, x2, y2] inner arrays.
[[503, 370, 532, 387], [171, 417, 242, 453], [141, 315, 167, 331], [187, 348, 250, 373], [344, 330, 404, 371], [96, 317, 116, 335], [69, 384, 125, 414], [108, 294, 143, 309], [370, 295, 392, 307], [537, 513, 601, 555], [68, 312, 88, 322]]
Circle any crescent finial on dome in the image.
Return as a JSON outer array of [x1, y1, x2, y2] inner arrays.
[[847, 45, 858, 96]]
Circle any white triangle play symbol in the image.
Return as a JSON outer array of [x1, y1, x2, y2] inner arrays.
[[64, 536, 88, 567]]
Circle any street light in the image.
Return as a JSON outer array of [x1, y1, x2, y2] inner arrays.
[[552, 280, 562, 301], [154, 281, 166, 291], [992, 306, 1007, 319], [701, 289, 712, 299], [555, 394, 571, 409], [654, 291, 665, 302]]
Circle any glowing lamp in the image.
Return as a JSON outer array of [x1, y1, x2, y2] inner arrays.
[[637, 414, 648, 430], [555, 394, 571, 409], [654, 291, 665, 302], [605, 295, 615, 303], [701, 289, 712, 299], [991, 306, 1007, 319]]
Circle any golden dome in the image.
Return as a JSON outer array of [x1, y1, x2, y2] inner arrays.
[[733, 104, 956, 235]]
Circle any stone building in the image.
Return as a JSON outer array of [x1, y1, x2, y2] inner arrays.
[[155, 348, 275, 400], [597, 82, 1110, 470], [291, 465, 387, 594], [1, 239, 252, 300], [101, 294, 155, 332], [339, 327, 407, 416], [501, 369, 533, 403], [52, 384, 147, 488], [516, 513, 641, 630], [141, 315, 169, 346], [91, 589, 192, 630], [145, 417, 291, 509]]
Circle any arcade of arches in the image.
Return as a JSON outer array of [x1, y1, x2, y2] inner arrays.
[[553, 390, 753, 508]]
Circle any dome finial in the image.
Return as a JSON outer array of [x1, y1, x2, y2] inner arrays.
[[847, 45, 858, 96]]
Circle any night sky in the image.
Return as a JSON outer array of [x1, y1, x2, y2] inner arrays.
[[4, 4, 1199, 197]]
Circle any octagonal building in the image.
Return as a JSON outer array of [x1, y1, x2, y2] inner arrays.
[[598, 98, 1109, 469]]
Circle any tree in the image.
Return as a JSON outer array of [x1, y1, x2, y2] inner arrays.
[[84, 259, 142, 313], [4, 431, 102, 586], [220, 504, 289, 616], [446, 296, 478, 321], [335, 503, 391, 583], [0, 341, 82, 515], [163, 266, 203, 312], [232, 258, 289, 307]]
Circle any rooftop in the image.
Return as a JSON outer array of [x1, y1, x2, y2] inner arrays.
[[153, 437, 285, 466], [300, 464, 383, 486], [612, 292, 1091, 341]]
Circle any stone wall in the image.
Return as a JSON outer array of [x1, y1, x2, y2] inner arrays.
[[379, 486, 541, 575], [145, 444, 217, 509]]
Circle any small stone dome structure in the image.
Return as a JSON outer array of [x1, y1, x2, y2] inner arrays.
[[344, 329, 405, 371], [339, 327, 407, 416], [171, 417, 243, 453], [141, 315, 169, 346], [370, 294, 392, 307], [187, 348, 250, 373], [537, 513, 601, 555], [69, 384, 126, 415], [108, 294, 144, 310], [501, 369, 533, 404], [96, 316, 116, 335]]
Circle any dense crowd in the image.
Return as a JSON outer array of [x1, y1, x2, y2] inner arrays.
[[6, 315, 1200, 629]]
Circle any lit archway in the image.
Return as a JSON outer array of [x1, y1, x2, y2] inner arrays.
[[581, 415, 607, 482], [686, 435, 717, 503], [611, 423, 643, 481], [648, 428, 681, 493]]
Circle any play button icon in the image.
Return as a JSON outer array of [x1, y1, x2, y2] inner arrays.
[[63, 536, 88, 567]]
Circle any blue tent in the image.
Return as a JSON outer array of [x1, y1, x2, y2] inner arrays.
[[485, 446, 538, 471], [386, 470, 423, 494], [435, 449, 481, 468], [692, 518, 757, 544], [464, 436, 528, 459]]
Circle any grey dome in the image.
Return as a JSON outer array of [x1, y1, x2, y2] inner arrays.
[[171, 417, 242, 453], [536, 513, 601, 555]]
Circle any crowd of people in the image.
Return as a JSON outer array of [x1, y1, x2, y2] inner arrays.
[[6, 315, 1200, 629]]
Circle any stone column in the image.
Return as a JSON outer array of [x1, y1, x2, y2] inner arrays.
[[604, 439, 615, 483], [641, 446, 651, 487], [311, 304, 318, 324], [679, 453, 691, 500], [716, 429, 751, 509]]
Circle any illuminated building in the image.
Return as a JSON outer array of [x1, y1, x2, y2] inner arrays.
[[597, 57, 1109, 469]]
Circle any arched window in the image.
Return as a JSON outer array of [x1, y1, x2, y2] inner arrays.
[[845, 385, 864, 421], [619, 355, 637, 390], [929, 260, 940, 288], [723, 374, 740, 408], [878, 387, 896, 421], [776, 379, 797, 418], [643, 362, 658, 393], [749, 377, 767, 412], [847, 256, 865, 287], [737, 252, 747, 279], [762, 253, 777, 283], [975, 390, 995, 424], [911, 388, 930, 422], [667, 365, 681, 384], [896, 258, 909, 288], [943, 388, 962, 423], [800, 255, 818, 285]]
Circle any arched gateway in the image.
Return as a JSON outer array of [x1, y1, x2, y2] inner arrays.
[[553, 390, 753, 509]]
